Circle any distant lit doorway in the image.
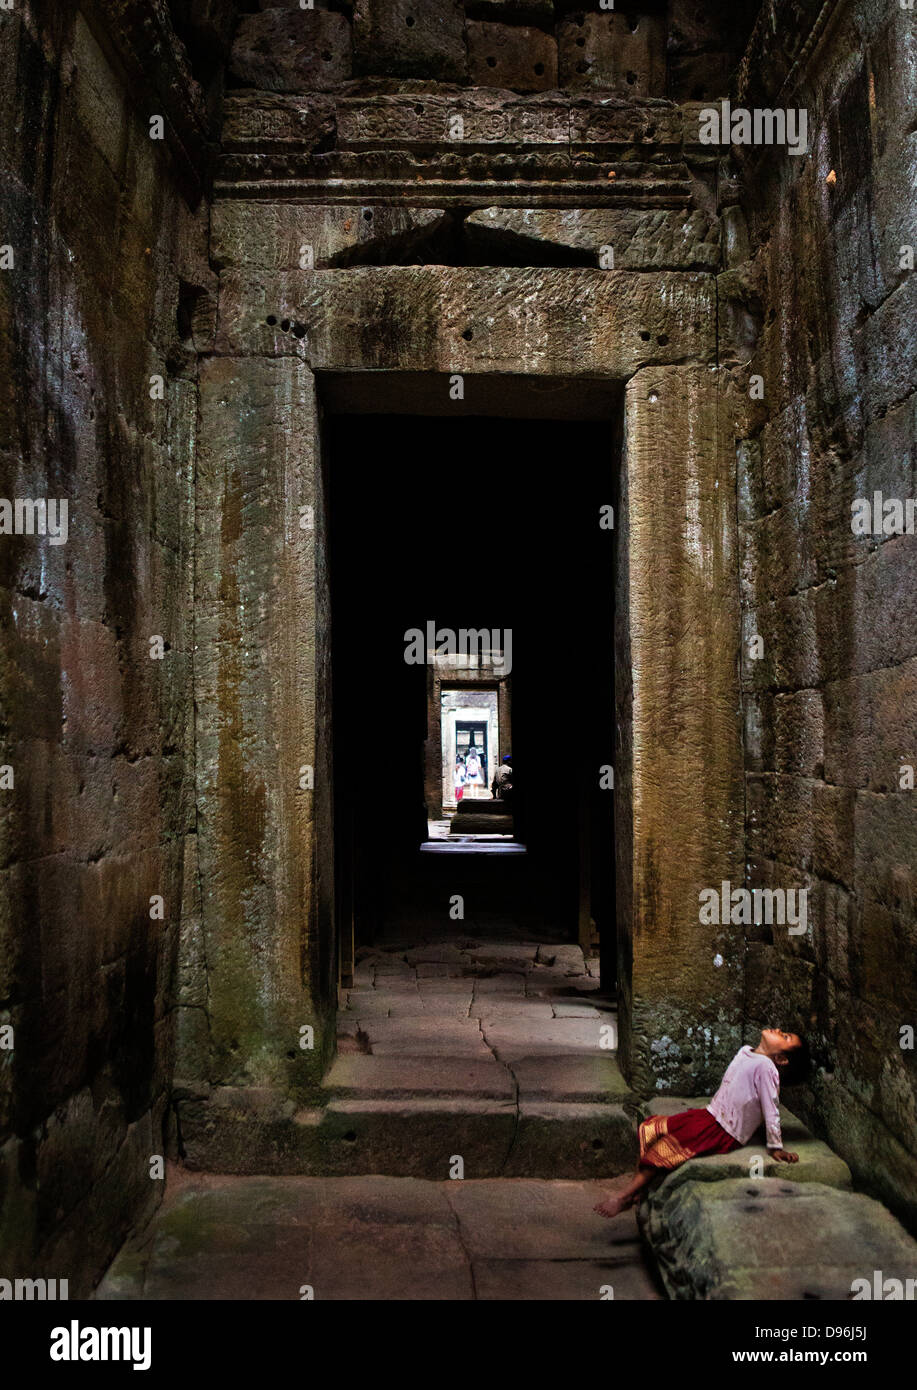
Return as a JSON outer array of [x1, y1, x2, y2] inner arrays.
[[442, 691, 498, 807]]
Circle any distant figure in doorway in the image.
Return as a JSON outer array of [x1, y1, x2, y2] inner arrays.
[[492, 754, 513, 804], [464, 748, 484, 798], [454, 755, 466, 803]]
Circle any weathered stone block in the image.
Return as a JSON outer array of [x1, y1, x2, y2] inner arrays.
[[319, 1098, 517, 1177], [667, 50, 738, 102], [504, 1102, 637, 1177], [641, 1176, 917, 1299], [212, 202, 449, 271], [353, 0, 466, 82], [229, 9, 352, 92], [557, 12, 666, 96], [465, 206, 720, 269], [467, 22, 558, 93], [215, 266, 717, 374]]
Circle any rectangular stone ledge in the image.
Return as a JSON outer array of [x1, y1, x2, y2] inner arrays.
[[640, 1177, 917, 1300], [176, 1091, 518, 1177], [215, 266, 717, 374]]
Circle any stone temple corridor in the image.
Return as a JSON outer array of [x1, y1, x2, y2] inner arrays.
[[2, 0, 917, 1340]]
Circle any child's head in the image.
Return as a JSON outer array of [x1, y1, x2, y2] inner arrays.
[[761, 1028, 810, 1085]]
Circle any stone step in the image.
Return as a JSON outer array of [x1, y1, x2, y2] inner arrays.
[[318, 1053, 637, 1179], [317, 1097, 638, 1180]]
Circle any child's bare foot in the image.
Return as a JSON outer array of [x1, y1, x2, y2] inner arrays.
[[593, 1193, 632, 1219]]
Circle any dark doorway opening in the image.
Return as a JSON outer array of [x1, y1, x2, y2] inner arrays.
[[326, 410, 617, 983]]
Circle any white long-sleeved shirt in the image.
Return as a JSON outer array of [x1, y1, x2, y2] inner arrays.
[[706, 1045, 783, 1149]]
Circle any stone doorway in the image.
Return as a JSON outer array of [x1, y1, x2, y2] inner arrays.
[[184, 336, 743, 1168], [324, 409, 616, 970]]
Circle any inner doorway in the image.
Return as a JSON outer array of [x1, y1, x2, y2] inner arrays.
[[325, 406, 618, 981]]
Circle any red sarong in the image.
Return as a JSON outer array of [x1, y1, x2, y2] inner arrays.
[[638, 1107, 739, 1170]]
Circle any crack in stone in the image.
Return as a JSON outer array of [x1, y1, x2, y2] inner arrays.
[[441, 1183, 478, 1300]]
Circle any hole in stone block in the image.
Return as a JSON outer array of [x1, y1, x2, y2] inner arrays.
[[292, 322, 307, 339], [592, 1138, 604, 1150], [462, 327, 474, 340], [321, 50, 332, 62], [281, 319, 291, 332], [487, 55, 497, 67], [176, 278, 207, 347], [627, 13, 640, 30], [343, 1130, 357, 1141], [405, 13, 415, 25], [657, 333, 669, 345], [414, 104, 424, 114], [639, 330, 650, 340], [576, 60, 589, 73], [626, 70, 638, 85], [576, 36, 585, 46], [534, 62, 545, 75], [266, 314, 278, 326], [363, 209, 373, 221]]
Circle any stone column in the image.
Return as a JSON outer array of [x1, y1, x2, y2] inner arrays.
[[178, 357, 334, 1143], [617, 365, 744, 1095]]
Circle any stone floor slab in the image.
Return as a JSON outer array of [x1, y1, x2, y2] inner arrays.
[[483, 1018, 606, 1060], [511, 1055, 631, 1102], [358, 1016, 491, 1058], [99, 1173, 660, 1301], [323, 1055, 514, 1100], [472, 1257, 661, 1300]]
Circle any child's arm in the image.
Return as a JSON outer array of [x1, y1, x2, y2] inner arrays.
[[755, 1065, 799, 1162]]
